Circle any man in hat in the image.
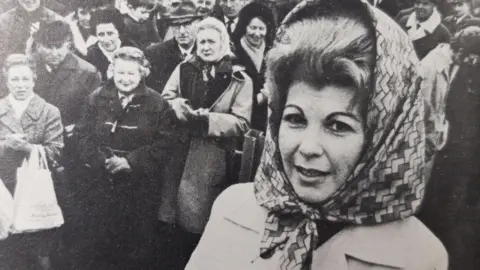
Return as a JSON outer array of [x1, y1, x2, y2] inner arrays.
[[398, 0, 450, 59], [145, 0, 202, 92]]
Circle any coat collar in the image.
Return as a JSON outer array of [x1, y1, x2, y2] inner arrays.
[[0, 95, 45, 120], [187, 55, 247, 82], [97, 80, 150, 101], [223, 190, 407, 268]]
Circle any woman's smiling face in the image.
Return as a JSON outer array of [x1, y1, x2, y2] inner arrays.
[[278, 81, 366, 204]]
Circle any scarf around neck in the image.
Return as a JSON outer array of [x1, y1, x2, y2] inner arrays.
[[254, 1, 426, 269], [241, 36, 266, 72]]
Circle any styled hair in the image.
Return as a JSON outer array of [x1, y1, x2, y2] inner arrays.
[[267, 6, 375, 138], [90, 6, 125, 35], [127, 0, 157, 9], [196, 17, 234, 61], [3, 54, 37, 80], [107, 46, 151, 78], [231, 2, 277, 49], [34, 20, 73, 47]]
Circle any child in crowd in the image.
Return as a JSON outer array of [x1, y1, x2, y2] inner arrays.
[[123, 0, 161, 49]]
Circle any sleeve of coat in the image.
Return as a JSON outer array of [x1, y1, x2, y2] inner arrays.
[[42, 105, 65, 167], [207, 73, 253, 138], [161, 65, 182, 100], [75, 92, 107, 170]]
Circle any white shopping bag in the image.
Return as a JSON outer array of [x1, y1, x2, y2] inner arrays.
[[11, 145, 64, 234], [0, 180, 13, 240]]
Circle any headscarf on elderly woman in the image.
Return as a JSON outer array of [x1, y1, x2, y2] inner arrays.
[[185, 0, 448, 269]]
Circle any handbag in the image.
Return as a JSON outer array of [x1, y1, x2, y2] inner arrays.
[[0, 180, 13, 240], [238, 129, 265, 183], [11, 145, 64, 234]]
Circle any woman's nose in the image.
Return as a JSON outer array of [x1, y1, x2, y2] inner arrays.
[[297, 130, 325, 159]]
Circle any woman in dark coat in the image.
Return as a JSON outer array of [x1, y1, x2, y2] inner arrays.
[[0, 54, 64, 269], [232, 2, 276, 132], [74, 46, 180, 269], [86, 6, 136, 81]]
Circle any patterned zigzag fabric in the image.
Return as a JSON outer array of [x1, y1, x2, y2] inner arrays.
[[253, 0, 425, 269]]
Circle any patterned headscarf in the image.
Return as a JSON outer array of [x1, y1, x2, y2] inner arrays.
[[254, 0, 425, 269]]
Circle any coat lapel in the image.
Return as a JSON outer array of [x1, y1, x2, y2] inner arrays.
[[0, 98, 23, 135], [20, 95, 45, 131]]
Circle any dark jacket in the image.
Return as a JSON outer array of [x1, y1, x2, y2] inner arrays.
[[33, 53, 102, 126], [0, 95, 64, 194], [145, 39, 192, 92], [398, 12, 451, 59], [443, 13, 480, 34], [123, 14, 160, 50], [85, 39, 136, 81], [233, 40, 268, 131], [74, 80, 181, 261]]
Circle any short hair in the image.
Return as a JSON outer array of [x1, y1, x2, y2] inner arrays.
[[267, 5, 375, 137], [232, 2, 277, 49], [196, 17, 234, 60], [3, 54, 37, 79], [90, 6, 125, 35], [34, 20, 73, 47], [107, 46, 151, 78], [127, 0, 157, 9]]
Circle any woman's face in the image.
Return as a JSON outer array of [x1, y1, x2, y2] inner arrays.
[[278, 81, 365, 204], [245, 17, 267, 48], [113, 59, 142, 93], [96, 23, 120, 52], [7, 65, 35, 101], [197, 28, 222, 62]]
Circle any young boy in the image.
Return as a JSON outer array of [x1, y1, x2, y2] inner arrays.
[[123, 0, 161, 49]]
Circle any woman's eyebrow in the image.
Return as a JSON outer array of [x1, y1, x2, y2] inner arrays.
[[328, 111, 361, 122], [284, 104, 304, 114]]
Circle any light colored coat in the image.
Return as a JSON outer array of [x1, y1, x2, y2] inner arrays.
[[161, 58, 253, 233], [187, 183, 449, 270]]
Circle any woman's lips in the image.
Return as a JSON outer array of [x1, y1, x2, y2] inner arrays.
[[295, 165, 329, 178]]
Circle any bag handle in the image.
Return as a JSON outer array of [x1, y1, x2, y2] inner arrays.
[[37, 146, 49, 170]]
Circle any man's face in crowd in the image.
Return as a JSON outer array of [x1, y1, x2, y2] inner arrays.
[[17, 0, 41, 12], [77, 7, 92, 28], [131, 5, 154, 22], [37, 41, 70, 67], [415, 0, 435, 21], [220, 0, 242, 19], [172, 19, 200, 47], [448, 0, 471, 18], [196, 0, 215, 16]]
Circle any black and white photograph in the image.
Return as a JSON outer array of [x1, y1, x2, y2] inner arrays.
[[0, 0, 479, 269]]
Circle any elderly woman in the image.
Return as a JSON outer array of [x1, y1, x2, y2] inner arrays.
[[161, 16, 252, 265], [186, 1, 448, 269], [0, 54, 63, 269], [74, 46, 179, 269], [232, 1, 276, 131]]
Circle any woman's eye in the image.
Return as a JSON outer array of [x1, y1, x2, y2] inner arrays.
[[327, 121, 353, 133], [283, 113, 306, 126]]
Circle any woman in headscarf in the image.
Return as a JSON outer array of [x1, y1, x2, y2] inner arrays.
[[185, 0, 448, 269], [232, 1, 277, 131], [161, 16, 252, 266]]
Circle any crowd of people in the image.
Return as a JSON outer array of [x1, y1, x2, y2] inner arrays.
[[0, 0, 480, 269]]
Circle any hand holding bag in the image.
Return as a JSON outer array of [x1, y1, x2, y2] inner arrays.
[[0, 180, 13, 240], [11, 145, 64, 234]]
